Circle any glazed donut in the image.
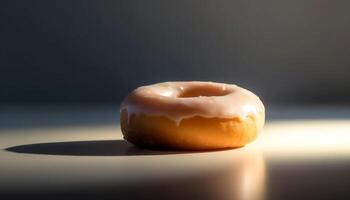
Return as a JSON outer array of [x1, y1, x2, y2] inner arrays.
[[120, 81, 265, 150]]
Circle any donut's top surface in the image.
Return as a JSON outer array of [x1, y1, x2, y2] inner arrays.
[[121, 81, 265, 124]]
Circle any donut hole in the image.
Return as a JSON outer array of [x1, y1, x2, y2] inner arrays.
[[179, 85, 231, 98]]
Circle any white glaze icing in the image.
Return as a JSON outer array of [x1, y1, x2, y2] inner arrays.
[[121, 81, 265, 126]]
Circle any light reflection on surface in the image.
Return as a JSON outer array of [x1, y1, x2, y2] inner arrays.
[[117, 150, 266, 200], [233, 151, 266, 200], [251, 120, 350, 158]]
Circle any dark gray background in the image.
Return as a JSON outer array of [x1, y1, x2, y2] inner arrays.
[[1, 0, 350, 105]]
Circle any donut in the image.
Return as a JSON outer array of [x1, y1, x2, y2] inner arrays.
[[120, 81, 265, 150]]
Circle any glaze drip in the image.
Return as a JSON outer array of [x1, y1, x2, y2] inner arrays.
[[121, 81, 265, 127]]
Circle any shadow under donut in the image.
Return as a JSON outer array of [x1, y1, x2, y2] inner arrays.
[[5, 139, 229, 156]]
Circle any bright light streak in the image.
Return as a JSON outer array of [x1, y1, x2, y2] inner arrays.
[[251, 120, 350, 158]]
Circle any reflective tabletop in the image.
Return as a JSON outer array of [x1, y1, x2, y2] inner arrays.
[[1, 106, 350, 200]]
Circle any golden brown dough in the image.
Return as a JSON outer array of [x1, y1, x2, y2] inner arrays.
[[121, 110, 264, 150]]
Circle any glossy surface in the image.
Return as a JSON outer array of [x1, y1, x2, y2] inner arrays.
[[121, 81, 264, 125], [1, 107, 350, 200]]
